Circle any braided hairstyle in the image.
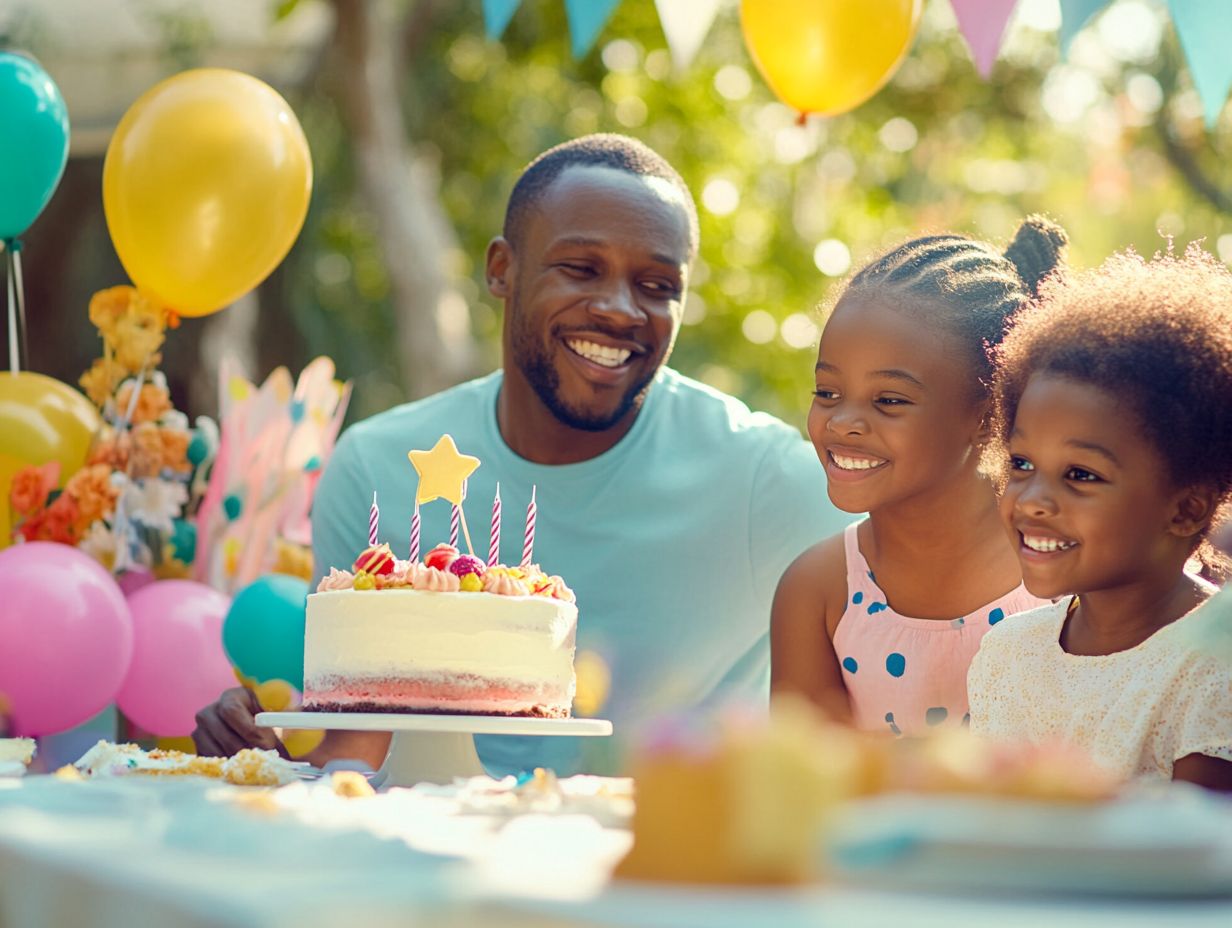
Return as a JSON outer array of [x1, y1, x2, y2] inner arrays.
[[833, 215, 1068, 402]]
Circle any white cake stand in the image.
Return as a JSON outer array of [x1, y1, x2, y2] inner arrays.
[[255, 711, 612, 787]]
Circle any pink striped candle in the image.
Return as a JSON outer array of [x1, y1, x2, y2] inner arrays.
[[450, 502, 460, 548], [488, 483, 502, 565], [368, 491, 379, 546], [520, 485, 537, 568], [409, 501, 421, 562]]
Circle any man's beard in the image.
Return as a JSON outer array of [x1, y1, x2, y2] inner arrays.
[[508, 291, 658, 433]]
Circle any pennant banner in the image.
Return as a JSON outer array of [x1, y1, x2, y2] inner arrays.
[[1169, 0, 1232, 127], [654, 0, 722, 72], [483, 0, 523, 41], [564, 0, 622, 59], [950, 0, 1020, 78], [1058, 0, 1111, 55]]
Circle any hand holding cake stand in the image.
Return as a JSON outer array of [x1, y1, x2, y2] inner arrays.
[[256, 711, 612, 787]]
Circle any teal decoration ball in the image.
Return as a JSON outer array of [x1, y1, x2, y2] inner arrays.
[[170, 518, 197, 564], [187, 432, 209, 466]]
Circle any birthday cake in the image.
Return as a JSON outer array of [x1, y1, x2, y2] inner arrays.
[[303, 543, 577, 716], [302, 435, 578, 718]]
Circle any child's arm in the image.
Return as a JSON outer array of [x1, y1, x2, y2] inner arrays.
[[770, 535, 852, 723], [1173, 754, 1232, 792]]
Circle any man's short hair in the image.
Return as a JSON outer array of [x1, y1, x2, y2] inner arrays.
[[503, 134, 699, 257]]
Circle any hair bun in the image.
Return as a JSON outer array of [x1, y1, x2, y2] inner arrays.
[[1004, 214, 1068, 296]]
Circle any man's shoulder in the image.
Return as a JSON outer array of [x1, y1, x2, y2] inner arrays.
[[342, 373, 500, 451], [654, 368, 803, 451]]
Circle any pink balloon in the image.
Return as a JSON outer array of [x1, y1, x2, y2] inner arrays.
[[116, 580, 234, 737], [0, 542, 133, 737]]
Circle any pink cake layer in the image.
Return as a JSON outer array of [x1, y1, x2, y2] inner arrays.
[[302, 674, 571, 718]]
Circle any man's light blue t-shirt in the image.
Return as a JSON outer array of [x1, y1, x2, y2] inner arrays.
[[312, 368, 849, 776]]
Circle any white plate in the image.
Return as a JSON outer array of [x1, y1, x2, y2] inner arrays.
[[826, 793, 1232, 898]]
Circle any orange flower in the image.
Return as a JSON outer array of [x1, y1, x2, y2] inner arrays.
[[130, 423, 164, 478], [158, 428, 191, 473], [64, 463, 119, 528], [22, 495, 80, 545], [115, 382, 172, 425], [9, 461, 59, 516], [79, 357, 126, 407], [88, 432, 128, 471]]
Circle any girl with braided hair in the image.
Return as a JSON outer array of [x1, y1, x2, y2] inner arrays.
[[772, 217, 1067, 736]]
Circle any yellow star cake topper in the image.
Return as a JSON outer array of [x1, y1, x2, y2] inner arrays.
[[407, 434, 480, 505]]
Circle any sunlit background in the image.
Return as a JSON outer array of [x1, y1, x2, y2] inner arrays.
[[2, 0, 1227, 430]]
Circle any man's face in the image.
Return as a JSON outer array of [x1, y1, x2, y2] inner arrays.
[[491, 165, 692, 432]]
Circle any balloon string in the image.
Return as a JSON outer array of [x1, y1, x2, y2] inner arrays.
[[4, 241, 16, 375], [111, 358, 151, 573], [11, 242, 27, 372]]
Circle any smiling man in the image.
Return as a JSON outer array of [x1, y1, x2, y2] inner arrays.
[[193, 135, 848, 774]]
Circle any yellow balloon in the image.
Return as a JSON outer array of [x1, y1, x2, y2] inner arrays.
[[103, 69, 312, 318], [740, 0, 922, 118], [0, 372, 100, 547]]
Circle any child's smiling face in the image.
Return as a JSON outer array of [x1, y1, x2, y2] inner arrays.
[[808, 297, 988, 514], [1000, 372, 1200, 599]]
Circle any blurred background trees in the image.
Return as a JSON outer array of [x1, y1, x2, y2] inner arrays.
[[3, 0, 1230, 430]]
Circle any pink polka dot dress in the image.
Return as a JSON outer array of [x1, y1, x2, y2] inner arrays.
[[832, 522, 1048, 736]]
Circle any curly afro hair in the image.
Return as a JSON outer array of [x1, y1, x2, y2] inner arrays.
[[991, 243, 1232, 542]]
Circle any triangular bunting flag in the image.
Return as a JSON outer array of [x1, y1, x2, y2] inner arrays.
[[1058, 0, 1111, 56], [950, 0, 1020, 78], [482, 0, 523, 41], [1169, 0, 1232, 128], [564, 0, 622, 59], [654, 0, 722, 71]]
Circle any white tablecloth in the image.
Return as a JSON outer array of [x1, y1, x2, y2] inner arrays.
[[1, 775, 1230, 928]]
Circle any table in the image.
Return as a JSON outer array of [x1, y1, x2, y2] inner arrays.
[[1, 774, 1230, 928]]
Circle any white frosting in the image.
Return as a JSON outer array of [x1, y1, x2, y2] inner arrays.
[[303, 589, 578, 693]]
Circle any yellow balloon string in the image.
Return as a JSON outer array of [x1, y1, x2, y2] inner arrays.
[[4, 241, 17, 375], [11, 242, 27, 371]]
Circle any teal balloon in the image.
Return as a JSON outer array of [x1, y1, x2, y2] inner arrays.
[[222, 575, 308, 690], [0, 52, 69, 238]]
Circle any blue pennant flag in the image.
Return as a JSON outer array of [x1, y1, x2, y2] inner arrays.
[[483, 0, 522, 41], [1169, 0, 1232, 127], [1058, 0, 1111, 56], [564, 0, 622, 59]]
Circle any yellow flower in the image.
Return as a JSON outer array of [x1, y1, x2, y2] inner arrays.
[[79, 357, 126, 407], [153, 556, 191, 580], [88, 286, 168, 373], [272, 538, 313, 580]]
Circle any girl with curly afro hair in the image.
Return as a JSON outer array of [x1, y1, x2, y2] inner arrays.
[[969, 244, 1232, 791]]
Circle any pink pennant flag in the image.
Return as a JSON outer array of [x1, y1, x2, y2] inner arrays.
[[950, 0, 1020, 78]]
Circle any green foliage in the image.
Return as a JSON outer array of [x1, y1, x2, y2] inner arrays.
[[282, 1, 1232, 428]]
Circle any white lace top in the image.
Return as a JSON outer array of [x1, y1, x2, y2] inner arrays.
[[968, 592, 1232, 783]]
